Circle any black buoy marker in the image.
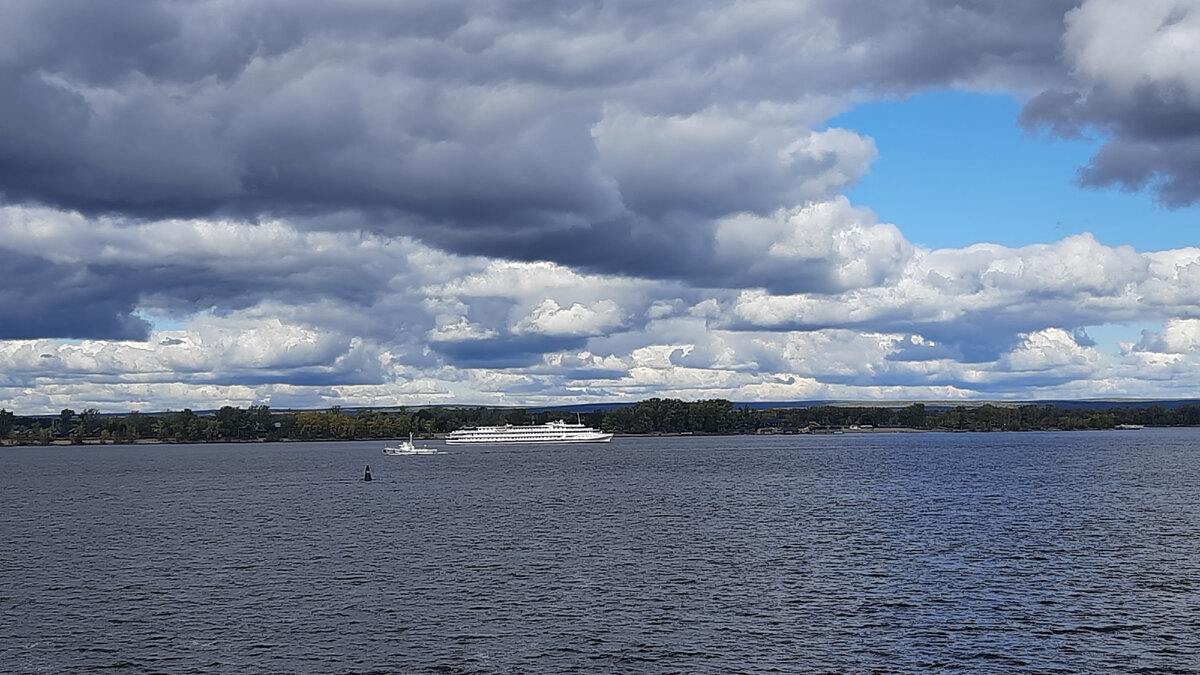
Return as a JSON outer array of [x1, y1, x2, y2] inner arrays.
[[364, 464, 373, 482]]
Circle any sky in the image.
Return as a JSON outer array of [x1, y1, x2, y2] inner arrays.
[[2, 0, 1200, 414]]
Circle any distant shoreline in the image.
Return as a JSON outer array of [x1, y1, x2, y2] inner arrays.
[[2, 425, 1167, 448]]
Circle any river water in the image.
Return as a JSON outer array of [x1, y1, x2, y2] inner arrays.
[[2, 430, 1198, 673]]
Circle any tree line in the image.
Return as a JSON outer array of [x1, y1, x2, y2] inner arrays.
[[2, 399, 1200, 445], [600, 399, 1200, 433]]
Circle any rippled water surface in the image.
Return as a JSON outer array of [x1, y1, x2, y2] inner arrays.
[[3, 430, 1200, 673]]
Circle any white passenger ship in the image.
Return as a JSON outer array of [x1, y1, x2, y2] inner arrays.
[[445, 419, 613, 445]]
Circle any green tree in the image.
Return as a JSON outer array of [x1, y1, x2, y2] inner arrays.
[[123, 410, 148, 441], [215, 406, 248, 439], [79, 408, 100, 437], [55, 408, 76, 437], [898, 403, 927, 429]]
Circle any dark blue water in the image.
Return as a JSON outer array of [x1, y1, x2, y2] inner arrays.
[[3, 430, 1199, 673]]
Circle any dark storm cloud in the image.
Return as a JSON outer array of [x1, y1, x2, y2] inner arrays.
[[1020, 1, 1200, 206], [133, 255, 395, 318], [1023, 84, 1200, 207], [430, 334, 589, 368], [822, 0, 1075, 90], [1019, 89, 1087, 138], [413, 213, 720, 288], [728, 312, 1026, 364], [1, 0, 1081, 285], [562, 367, 627, 381], [0, 222, 405, 340], [0, 248, 148, 339], [0, 0, 624, 222]]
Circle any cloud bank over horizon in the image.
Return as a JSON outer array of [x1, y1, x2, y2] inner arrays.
[[2, 0, 1200, 414]]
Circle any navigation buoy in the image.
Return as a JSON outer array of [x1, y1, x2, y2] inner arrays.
[[363, 464, 373, 482]]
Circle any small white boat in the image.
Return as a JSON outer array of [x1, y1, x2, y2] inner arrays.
[[383, 433, 444, 455]]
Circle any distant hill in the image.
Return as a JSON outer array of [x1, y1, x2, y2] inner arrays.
[[18, 398, 1200, 419], [526, 399, 1200, 413]]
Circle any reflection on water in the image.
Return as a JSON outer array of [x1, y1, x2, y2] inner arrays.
[[2, 430, 1198, 672]]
